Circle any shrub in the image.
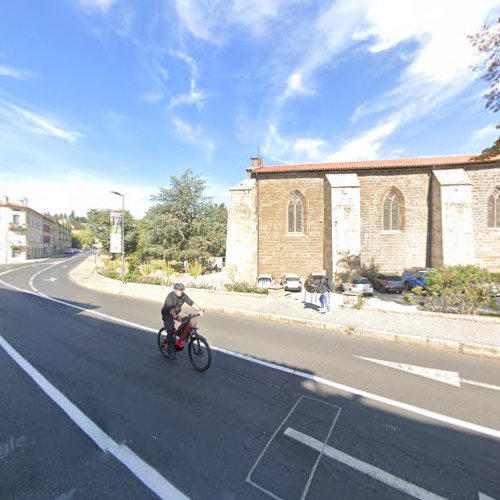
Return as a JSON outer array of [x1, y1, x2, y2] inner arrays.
[[139, 275, 166, 286], [354, 294, 364, 309], [124, 270, 141, 283], [423, 265, 499, 314], [189, 261, 205, 281], [149, 259, 165, 271], [403, 294, 414, 304], [141, 263, 153, 276], [225, 282, 268, 294], [99, 269, 120, 280]]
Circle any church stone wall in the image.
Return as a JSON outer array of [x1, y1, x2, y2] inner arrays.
[[359, 168, 430, 274], [225, 179, 258, 282], [257, 172, 325, 280], [467, 165, 500, 271]]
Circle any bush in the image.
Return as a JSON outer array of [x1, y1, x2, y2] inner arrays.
[[423, 265, 499, 314], [189, 261, 205, 281], [225, 282, 268, 294], [403, 294, 415, 304], [139, 275, 166, 286], [99, 269, 121, 280], [124, 270, 141, 283], [141, 263, 153, 276], [354, 294, 364, 310]]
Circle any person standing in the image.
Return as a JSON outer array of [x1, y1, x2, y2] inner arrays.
[[317, 269, 333, 314]]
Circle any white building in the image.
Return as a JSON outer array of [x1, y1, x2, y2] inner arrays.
[[0, 196, 72, 264]]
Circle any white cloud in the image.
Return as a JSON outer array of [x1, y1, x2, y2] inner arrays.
[[173, 0, 295, 43], [262, 0, 498, 162], [169, 50, 209, 109], [171, 117, 215, 155], [0, 99, 84, 144], [0, 63, 35, 81], [79, 0, 116, 14], [139, 90, 165, 103], [471, 123, 498, 142], [0, 169, 154, 218]]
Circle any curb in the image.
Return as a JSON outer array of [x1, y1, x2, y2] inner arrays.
[[69, 258, 500, 360]]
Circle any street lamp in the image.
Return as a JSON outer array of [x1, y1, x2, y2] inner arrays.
[[111, 191, 125, 284]]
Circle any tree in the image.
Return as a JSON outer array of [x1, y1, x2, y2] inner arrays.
[[469, 17, 500, 158], [86, 208, 138, 254], [143, 170, 228, 261]]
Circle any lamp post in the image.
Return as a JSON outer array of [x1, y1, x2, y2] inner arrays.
[[111, 191, 125, 284]]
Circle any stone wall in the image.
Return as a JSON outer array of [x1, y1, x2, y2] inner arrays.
[[257, 172, 325, 280], [467, 164, 500, 271], [225, 178, 258, 282], [359, 168, 430, 274]]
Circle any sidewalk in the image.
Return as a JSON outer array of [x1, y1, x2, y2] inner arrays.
[[71, 257, 500, 359]]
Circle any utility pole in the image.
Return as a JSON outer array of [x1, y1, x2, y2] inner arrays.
[[111, 191, 125, 284]]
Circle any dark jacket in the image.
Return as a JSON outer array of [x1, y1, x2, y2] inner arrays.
[[161, 291, 194, 320], [316, 276, 333, 294]]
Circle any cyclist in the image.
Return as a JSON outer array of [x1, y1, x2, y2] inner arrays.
[[161, 283, 203, 359]]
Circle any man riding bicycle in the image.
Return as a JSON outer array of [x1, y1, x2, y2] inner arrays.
[[161, 283, 203, 359]]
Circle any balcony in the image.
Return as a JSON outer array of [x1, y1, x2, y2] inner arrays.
[[8, 222, 27, 231]]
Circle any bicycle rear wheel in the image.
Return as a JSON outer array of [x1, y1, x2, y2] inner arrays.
[[188, 334, 212, 372], [157, 327, 170, 358]]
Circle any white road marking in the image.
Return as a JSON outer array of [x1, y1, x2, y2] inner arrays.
[[355, 356, 461, 386], [479, 492, 498, 500], [1, 261, 500, 441], [0, 335, 189, 500], [356, 356, 500, 392], [284, 427, 449, 500], [44, 277, 58, 282], [462, 379, 500, 393]]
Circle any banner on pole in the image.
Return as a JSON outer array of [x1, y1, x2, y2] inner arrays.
[[110, 212, 123, 254]]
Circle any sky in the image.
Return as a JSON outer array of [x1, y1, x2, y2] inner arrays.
[[0, 0, 498, 217]]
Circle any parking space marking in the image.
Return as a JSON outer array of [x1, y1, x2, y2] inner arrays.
[[246, 396, 341, 500], [285, 427, 448, 500]]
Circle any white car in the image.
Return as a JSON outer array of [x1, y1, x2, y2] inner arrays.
[[256, 274, 274, 289], [342, 278, 374, 296], [282, 273, 302, 292]]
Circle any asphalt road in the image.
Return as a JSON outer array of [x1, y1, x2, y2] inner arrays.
[[0, 256, 499, 500]]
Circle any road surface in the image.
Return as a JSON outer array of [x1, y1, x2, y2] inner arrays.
[[0, 256, 499, 499]]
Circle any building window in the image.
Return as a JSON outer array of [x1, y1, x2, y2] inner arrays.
[[383, 190, 401, 231], [13, 214, 20, 225], [488, 187, 500, 228], [288, 192, 303, 233]]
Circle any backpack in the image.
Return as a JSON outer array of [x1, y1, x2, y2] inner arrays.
[[304, 273, 320, 293]]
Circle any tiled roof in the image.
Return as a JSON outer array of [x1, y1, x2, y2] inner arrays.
[[252, 155, 497, 174]]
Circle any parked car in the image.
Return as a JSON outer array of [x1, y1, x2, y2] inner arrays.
[[342, 278, 374, 296], [402, 269, 428, 290], [256, 274, 274, 289], [282, 273, 302, 292], [371, 274, 404, 293]]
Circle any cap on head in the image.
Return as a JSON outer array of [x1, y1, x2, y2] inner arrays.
[[173, 283, 185, 291]]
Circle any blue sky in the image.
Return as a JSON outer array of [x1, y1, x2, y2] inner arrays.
[[0, 0, 498, 216]]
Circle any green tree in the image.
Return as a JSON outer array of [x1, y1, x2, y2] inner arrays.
[[143, 170, 228, 261], [87, 208, 139, 254], [72, 229, 94, 249], [469, 17, 500, 158]]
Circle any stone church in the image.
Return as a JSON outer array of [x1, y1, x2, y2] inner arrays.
[[225, 155, 500, 283]]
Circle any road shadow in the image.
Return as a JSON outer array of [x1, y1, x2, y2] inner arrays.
[[0, 286, 499, 500]]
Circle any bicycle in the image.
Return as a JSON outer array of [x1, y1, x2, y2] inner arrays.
[[157, 313, 212, 372]]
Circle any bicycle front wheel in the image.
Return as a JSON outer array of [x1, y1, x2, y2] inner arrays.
[[188, 334, 212, 372]]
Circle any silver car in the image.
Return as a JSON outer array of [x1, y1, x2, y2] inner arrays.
[[342, 278, 374, 296]]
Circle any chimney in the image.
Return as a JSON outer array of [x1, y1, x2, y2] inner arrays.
[[250, 157, 263, 168], [1, 195, 8, 204], [246, 156, 263, 177], [20, 197, 28, 207]]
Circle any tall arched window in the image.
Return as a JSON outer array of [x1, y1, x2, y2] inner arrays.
[[288, 192, 303, 233], [487, 187, 500, 228], [383, 190, 401, 231]]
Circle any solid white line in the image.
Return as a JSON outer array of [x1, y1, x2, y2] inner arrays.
[[462, 379, 500, 393], [284, 427, 449, 500], [2, 260, 500, 442], [0, 335, 188, 500], [300, 406, 341, 500], [478, 492, 498, 500]]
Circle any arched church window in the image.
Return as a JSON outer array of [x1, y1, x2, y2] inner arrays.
[[487, 187, 500, 228], [288, 192, 303, 233], [383, 190, 401, 231]]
